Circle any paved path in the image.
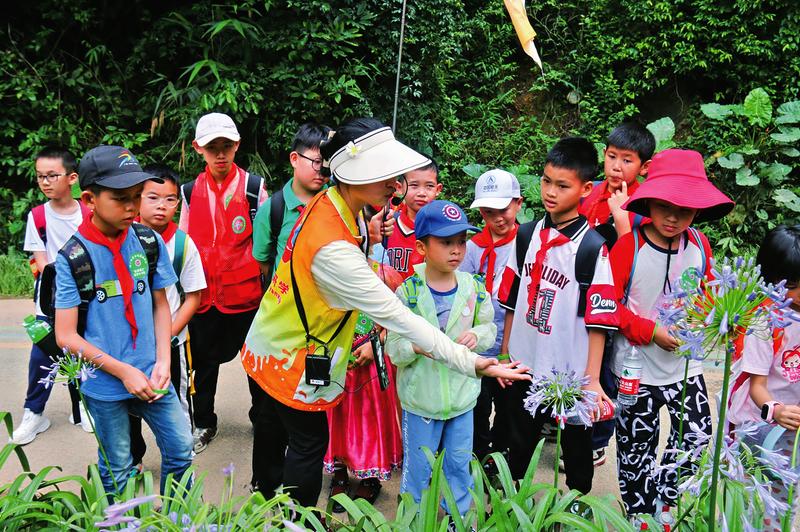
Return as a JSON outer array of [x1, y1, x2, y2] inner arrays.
[[0, 298, 722, 519]]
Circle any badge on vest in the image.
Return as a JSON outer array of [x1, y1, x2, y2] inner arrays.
[[232, 215, 247, 234]]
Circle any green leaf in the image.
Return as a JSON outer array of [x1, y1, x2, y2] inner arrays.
[[771, 127, 800, 143], [758, 162, 791, 183], [700, 103, 734, 120], [756, 209, 769, 220], [774, 189, 800, 212], [735, 167, 759, 186], [781, 147, 800, 157], [743, 88, 772, 126], [462, 163, 486, 179], [646, 116, 676, 152], [736, 146, 759, 155], [718, 152, 744, 169], [776, 100, 800, 125]]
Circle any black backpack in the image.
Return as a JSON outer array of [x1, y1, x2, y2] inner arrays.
[[515, 219, 606, 318], [38, 224, 160, 334]]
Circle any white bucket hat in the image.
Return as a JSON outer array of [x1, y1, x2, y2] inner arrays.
[[327, 127, 430, 185], [470, 169, 521, 209]]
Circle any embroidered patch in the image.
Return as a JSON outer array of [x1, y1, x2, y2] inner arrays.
[[128, 252, 148, 279], [232, 215, 247, 234], [442, 204, 462, 221]]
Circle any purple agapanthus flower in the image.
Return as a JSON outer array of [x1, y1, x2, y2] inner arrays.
[[37, 362, 59, 389], [747, 478, 789, 516], [222, 463, 235, 477], [96, 495, 156, 528], [676, 329, 705, 360], [523, 366, 595, 429], [658, 305, 686, 328]]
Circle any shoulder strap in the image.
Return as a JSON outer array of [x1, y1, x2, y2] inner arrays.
[[575, 227, 606, 318], [172, 229, 188, 298], [686, 227, 707, 277], [402, 274, 424, 309], [515, 221, 537, 274], [132, 223, 160, 287], [472, 273, 488, 327], [623, 227, 641, 305], [32, 205, 47, 245], [181, 181, 195, 207], [245, 173, 262, 223], [55, 236, 96, 334], [267, 188, 286, 266]]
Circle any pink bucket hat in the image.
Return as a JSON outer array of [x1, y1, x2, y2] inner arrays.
[[622, 149, 734, 222]]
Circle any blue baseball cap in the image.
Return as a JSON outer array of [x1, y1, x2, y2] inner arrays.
[[415, 200, 479, 239]]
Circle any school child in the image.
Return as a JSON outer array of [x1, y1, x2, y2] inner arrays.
[[610, 149, 734, 518], [580, 121, 656, 467], [387, 199, 496, 517], [128, 164, 206, 469], [728, 225, 800, 532], [579, 121, 655, 245], [460, 169, 522, 462], [179, 112, 268, 453], [498, 137, 619, 493], [252, 122, 331, 280], [12, 147, 92, 445], [53, 145, 192, 494], [380, 159, 442, 279]]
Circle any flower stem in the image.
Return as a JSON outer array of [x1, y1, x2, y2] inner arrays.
[[708, 338, 733, 528], [79, 391, 119, 494], [781, 427, 800, 532], [554, 423, 561, 490], [676, 358, 690, 518]]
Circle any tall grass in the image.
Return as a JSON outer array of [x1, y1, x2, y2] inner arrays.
[[0, 252, 33, 298]]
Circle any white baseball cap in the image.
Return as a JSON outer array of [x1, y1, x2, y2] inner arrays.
[[470, 169, 521, 209], [194, 113, 241, 147]]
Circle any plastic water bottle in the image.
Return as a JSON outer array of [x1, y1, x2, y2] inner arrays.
[[617, 343, 642, 407], [23, 315, 61, 358], [566, 399, 618, 425]]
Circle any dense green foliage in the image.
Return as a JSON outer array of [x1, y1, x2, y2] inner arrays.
[[1, 0, 798, 255]]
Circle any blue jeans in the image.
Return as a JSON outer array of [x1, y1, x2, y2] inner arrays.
[[84, 389, 193, 494], [401, 409, 474, 516]]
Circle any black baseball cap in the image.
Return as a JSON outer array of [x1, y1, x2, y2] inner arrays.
[[78, 145, 161, 189]]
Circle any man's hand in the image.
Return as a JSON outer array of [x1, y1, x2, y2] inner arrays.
[[653, 326, 679, 351], [456, 331, 478, 350], [120, 364, 158, 402], [607, 180, 629, 215], [350, 342, 375, 369], [149, 360, 171, 401], [775, 404, 800, 431], [368, 207, 396, 245], [476, 357, 531, 382]]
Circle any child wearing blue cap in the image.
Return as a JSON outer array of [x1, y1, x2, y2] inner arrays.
[[387, 199, 498, 519]]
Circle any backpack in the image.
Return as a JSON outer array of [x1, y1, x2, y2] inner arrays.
[[38, 223, 160, 335], [264, 188, 286, 277], [515, 219, 606, 318], [401, 272, 488, 327], [181, 172, 263, 223], [171, 228, 188, 299], [29, 202, 92, 278]]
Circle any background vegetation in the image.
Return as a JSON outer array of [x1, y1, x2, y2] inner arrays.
[[1, 0, 799, 292]]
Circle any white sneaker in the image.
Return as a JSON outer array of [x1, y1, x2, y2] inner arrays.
[[68, 402, 95, 433], [10, 409, 50, 445]]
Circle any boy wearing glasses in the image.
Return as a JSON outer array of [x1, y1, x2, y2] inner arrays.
[[128, 165, 206, 470], [13, 146, 90, 445], [252, 122, 331, 280], [178, 112, 268, 453]]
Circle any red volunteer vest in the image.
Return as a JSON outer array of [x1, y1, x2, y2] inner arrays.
[[188, 165, 262, 313]]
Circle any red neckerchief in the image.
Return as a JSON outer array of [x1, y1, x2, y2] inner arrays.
[[206, 164, 239, 240], [471, 225, 518, 294], [527, 227, 570, 312], [78, 215, 138, 346], [398, 203, 415, 232]]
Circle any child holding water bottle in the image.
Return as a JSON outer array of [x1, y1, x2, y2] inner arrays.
[[608, 149, 733, 523]]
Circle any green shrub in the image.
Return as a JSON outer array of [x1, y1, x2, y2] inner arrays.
[[0, 252, 33, 298]]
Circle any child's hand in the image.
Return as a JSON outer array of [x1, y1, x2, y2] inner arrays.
[[477, 357, 531, 383], [582, 379, 612, 421], [412, 343, 429, 356], [495, 359, 526, 388], [653, 326, 679, 351], [120, 365, 158, 402], [775, 404, 800, 431], [149, 361, 171, 401], [607, 180, 629, 215], [456, 331, 478, 350], [368, 208, 396, 245], [350, 342, 375, 369]]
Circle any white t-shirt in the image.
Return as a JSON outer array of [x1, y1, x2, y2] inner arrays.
[[24, 201, 84, 315], [165, 232, 207, 343], [728, 325, 800, 425], [499, 217, 619, 377]]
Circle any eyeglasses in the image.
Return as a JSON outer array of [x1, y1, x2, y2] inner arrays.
[[36, 173, 67, 183], [143, 194, 179, 208], [297, 152, 324, 171]]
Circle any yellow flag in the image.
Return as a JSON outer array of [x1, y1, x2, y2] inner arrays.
[[504, 0, 544, 76]]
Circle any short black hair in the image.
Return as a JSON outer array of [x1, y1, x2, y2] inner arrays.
[[545, 137, 598, 182], [607, 121, 656, 162], [405, 157, 439, 180], [36, 146, 77, 174], [757, 225, 800, 285], [143, 164, 180, 187], [292, 122, 333, 153], [84, 183, 109, 196], [320, 117, 386, 161]]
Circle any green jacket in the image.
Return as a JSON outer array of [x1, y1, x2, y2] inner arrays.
[[387, 263, 496, 420]]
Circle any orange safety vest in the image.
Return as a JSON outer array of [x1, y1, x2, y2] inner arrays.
[[240, 188, 364, 411], [187, 165, 262, 313]]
